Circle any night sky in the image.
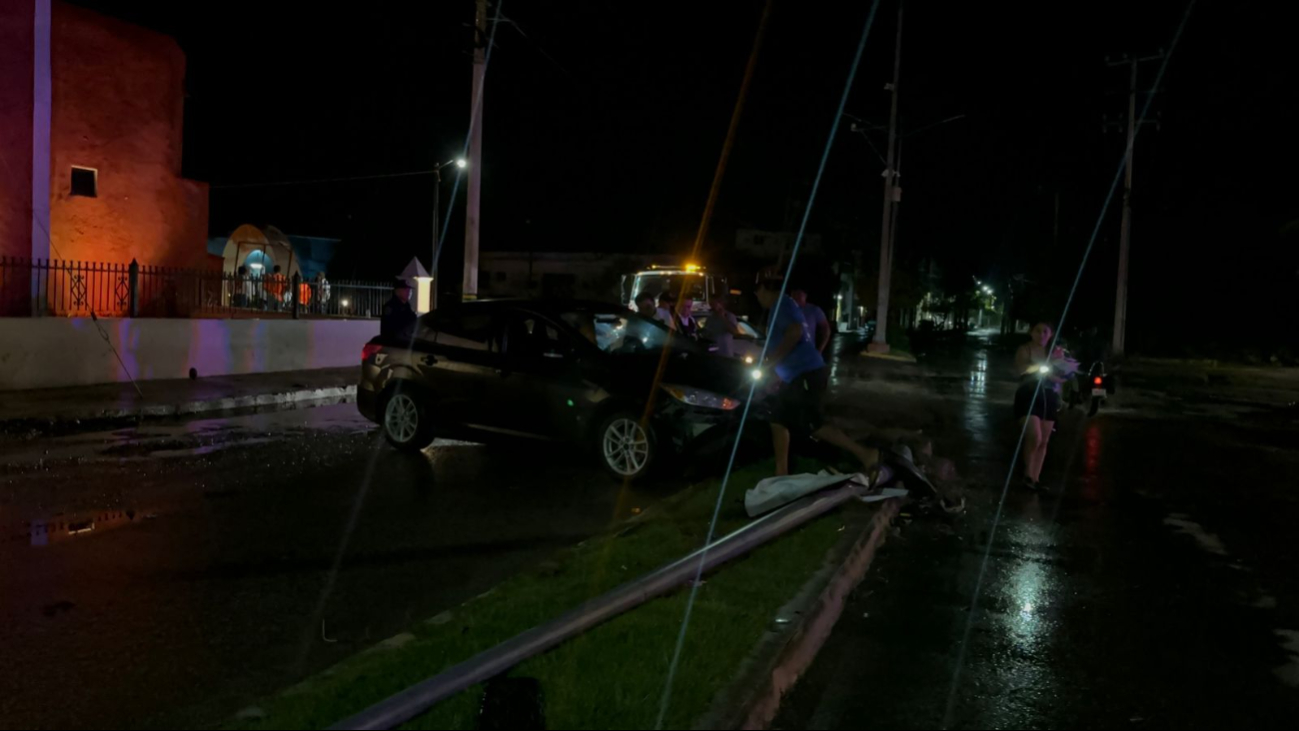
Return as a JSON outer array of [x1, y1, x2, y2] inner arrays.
[[74, 1, 1299, 354]]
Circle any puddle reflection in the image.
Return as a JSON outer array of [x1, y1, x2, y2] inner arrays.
[[21, 508, 149, 548]]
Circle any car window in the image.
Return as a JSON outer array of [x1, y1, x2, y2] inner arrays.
[[431, 310, 495, 351], [589, 312, 696, 354], [504, 313, 570, 359]]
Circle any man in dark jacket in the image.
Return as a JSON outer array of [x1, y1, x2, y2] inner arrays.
[[381, 279, 417, 339]]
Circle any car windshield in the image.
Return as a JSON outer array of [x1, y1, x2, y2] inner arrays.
[[632, 273, 707, 304], [557, 307, 695, 355]]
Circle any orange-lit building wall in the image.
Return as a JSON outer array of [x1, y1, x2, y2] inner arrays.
[[0, 1, 209, 268], [0, 0, 35, 260]]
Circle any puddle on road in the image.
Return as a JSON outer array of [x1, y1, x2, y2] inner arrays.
[[0, 402, 373, 468], [5, 506, 156, 548]]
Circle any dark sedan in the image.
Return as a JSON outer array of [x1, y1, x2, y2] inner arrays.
[[358, 300, 751, 480]]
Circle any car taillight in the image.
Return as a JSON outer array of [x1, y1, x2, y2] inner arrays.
[[362, 343, 384, 362], [1093, 376, 1103, 386]]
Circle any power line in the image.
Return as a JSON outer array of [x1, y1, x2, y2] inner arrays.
[[210, 169, 444, 190]]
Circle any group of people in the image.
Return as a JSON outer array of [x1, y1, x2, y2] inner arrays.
[[633, 287, 833, 360], [231, 265, 331, 312], [634, 278, 878, 482]]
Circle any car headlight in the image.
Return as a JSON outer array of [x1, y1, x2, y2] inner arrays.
[[662, 384, 740, 411]]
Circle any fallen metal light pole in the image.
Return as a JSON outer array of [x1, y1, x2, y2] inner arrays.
[[330, 466, 894, 730]]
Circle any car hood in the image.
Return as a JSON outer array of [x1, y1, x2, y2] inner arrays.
[[599, 349, 750, 398]]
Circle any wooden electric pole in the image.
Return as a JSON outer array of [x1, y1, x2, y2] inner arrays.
[[868, 0, 904, 353], [462, 0, 488, 302]]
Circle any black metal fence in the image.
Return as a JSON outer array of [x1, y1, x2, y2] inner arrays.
[[0, 257, 389, 319]]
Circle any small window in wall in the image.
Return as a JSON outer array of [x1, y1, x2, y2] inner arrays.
[[70, 166, 97, 197]]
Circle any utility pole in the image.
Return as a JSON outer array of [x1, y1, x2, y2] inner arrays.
[[868, 0, 903, 353], [1106, 51, 1163, 357], [462, 0, 487, 302], [431, 165, 442, 306]]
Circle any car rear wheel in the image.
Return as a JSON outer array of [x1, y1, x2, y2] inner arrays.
[[382, 388, 436, 451], [597, 412, 655, 481]]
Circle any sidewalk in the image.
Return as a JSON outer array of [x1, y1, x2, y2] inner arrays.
[[1121, 358, 1299, 408], [0, 367, 357, 429]]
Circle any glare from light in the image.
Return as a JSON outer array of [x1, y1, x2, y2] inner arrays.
[[1038, 364, 1051, 374], [685, 263, 701, 272], [455, 159, 467, 169], [751, 368, 763, 381], [248, 262, 264, 270], [341, 298, 351, 307], [744, 355, 754, 364]]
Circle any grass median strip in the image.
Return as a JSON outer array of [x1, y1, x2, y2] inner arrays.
[[232, 459, 861, 730]]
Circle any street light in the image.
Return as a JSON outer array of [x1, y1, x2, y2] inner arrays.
[[431, 157, 468, 307]]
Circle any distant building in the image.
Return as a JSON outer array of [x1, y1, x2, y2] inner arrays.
[[0, 0, 209, 267], [479, 252, 664, 302], [735, 228, 823, 260]]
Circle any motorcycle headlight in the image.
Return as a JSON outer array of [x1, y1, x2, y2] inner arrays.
[[662, 384, 740, 411]]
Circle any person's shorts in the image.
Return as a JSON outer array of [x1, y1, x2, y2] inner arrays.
[[1013, 380, 1061, 421], [770, 367, 829, 437]]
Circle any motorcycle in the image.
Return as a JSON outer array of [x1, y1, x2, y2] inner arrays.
[[1063, 354, 1113, 416]]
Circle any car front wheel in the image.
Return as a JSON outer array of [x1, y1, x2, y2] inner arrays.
[[382, 388, 436, 451], [597, 412, 656, 481]]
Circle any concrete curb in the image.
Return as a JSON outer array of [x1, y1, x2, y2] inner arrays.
[[698, 497, 903, 730], [0, 385, 357, 429]]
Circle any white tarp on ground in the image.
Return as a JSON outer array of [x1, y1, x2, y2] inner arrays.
[[744, 471, 908, 517]]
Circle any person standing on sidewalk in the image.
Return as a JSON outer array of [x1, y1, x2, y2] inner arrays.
[[791, 289, 832, 354], [266, 265, 288, 310], [381, 279, 417, 340], [754, 274, 879, 477]]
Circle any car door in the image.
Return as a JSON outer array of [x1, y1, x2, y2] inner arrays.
[[490, 309, 592, 440], [421, 308, 502, 430]]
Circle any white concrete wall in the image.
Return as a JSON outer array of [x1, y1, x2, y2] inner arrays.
[[0, 317, 378, 390]]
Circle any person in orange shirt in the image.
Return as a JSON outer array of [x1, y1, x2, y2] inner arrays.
[[265, 265, 288, 309]]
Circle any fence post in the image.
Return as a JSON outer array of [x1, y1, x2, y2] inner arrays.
[[128, 259, 139, 317], [291, 272, 301, 319]]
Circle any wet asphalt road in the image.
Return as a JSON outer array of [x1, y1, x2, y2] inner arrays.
[[779, 338, 1299, 729], [4, 337, 1299, 729], [0, 405, 674, 729]]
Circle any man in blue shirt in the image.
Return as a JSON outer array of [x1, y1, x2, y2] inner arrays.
[[755, 275, 879, 477], [791, 289, 832, 354]]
